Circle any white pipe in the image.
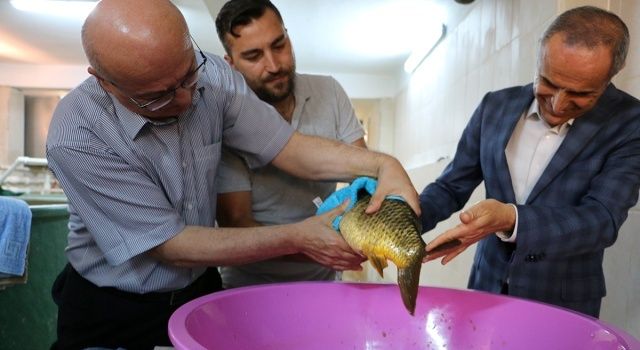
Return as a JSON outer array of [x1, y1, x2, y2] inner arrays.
[[0, 157, 48, 185]]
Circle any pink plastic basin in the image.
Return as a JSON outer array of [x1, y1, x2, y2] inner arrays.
[[169, 282, 639, 349]]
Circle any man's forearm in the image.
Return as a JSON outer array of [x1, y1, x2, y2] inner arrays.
[[150, 225, 298, 267], [272, 131, 420, 215], [271, 132, 385, 182]]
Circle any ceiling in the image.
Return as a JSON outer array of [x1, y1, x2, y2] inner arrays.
[[0, 0, 472, 78], [0, 0, 465, 74]]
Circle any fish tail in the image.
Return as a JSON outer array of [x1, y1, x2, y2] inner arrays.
[[398, 258, 422, 315]]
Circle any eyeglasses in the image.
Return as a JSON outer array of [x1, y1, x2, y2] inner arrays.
[[116, 37, 207, 112]]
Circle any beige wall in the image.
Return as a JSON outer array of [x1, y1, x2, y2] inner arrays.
[[385, 0, 640, 338], [0, 86, 25, 166], [351, 98, 395, 154]]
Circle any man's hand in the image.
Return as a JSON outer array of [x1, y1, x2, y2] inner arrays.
[[295, 200, 366, 271], [424, 199, 516, 265], [366, 157, 420, 216]]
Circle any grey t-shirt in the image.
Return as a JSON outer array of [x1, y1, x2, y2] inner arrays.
[[216, 73, 365, 288]]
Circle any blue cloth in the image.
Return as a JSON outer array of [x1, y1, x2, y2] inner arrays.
[[0, 197, 31, 276], [316, 177, 377, 230], [419, 83, 640, 317]]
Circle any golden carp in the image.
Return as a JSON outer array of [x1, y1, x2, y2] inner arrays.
[[339, 194, 425, 315]]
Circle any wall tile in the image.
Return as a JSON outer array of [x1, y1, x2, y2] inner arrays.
[[453, 27, 468, 84], [618, 1, 640, 79], [479, 58, 496, 96], [510, 0, 522, 41], [464, 68, 482, 116], [464, 6, 482, 73], [517, 0, 557, 37], [558, 0, 611, 12], [479, 0, 497, 63], [495, 0, 513, 50], [601, 212, 633, 330], [493, 44, 513, 89], [602, 210, 640, 339], [618, 77, 640, 99], [514, 32, 538, 85]]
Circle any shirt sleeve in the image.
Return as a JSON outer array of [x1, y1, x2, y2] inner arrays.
[[330, 77, 366, 144], [496, 203, 518, 242], [215, 60, 295, 169], [47, 144, 185, 266]]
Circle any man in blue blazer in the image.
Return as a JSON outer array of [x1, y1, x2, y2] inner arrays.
[[421, 6, 640, 318]]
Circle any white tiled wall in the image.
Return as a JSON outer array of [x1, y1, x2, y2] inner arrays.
[[602, 209, 640, 338], [395, 0, 556, 170], [386, 0, 640, 339]]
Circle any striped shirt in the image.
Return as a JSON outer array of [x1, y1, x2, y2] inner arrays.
[[46, 53, 294, 293]]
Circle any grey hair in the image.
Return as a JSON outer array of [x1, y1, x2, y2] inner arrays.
[[540, 6, 629, 78]]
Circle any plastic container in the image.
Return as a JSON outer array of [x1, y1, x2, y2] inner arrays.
[[0, 203, 69, 349], [169, 282, 640, 350]]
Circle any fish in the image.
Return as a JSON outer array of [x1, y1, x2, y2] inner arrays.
[[339, 193, 426, 315]]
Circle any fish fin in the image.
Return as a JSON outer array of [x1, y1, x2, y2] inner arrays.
[[369, 256, 388, 278], [398, 258, 423, 315]]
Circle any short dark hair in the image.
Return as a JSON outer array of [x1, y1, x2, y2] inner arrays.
[[215, 0, 284, 54], [541, 6, 629, 78]]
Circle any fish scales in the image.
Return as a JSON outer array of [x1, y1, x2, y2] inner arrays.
[[339, 194, 425, 315]]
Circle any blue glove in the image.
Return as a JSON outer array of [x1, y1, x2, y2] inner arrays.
[[316, 177, 378, 230]]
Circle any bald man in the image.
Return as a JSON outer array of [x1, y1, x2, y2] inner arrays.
[[46, 0, 419, 348]]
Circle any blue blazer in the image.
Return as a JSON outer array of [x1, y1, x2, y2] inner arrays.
[[420, 83, 640, 316]]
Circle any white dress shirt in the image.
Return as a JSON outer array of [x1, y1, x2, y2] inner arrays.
[[500, 99, 573, 242]]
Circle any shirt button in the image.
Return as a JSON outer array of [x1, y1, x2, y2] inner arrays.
[[187, 203, 193, 210], [182, 162, 187, 168]]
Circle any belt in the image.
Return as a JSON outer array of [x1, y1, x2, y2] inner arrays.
[[65, 264, 218, 306]]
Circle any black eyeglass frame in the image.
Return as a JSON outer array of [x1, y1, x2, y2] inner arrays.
[[113, 36, 208, 111]]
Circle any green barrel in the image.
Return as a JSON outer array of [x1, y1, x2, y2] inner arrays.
[[0, 202, 69, 350]]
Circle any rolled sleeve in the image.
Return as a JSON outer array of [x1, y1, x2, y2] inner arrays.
[[219, 68, 295, 169], [47, 145, 185, 266]]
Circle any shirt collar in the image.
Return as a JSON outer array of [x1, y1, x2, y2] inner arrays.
[[526, 99, 574, 134], [289, 73, 309, 128], [113, 95, 151, 140], [115, 54, 210, 140], [114, 85, 205, 140]]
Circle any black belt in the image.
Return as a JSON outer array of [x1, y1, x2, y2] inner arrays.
[[65, 264, 221, 306]]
